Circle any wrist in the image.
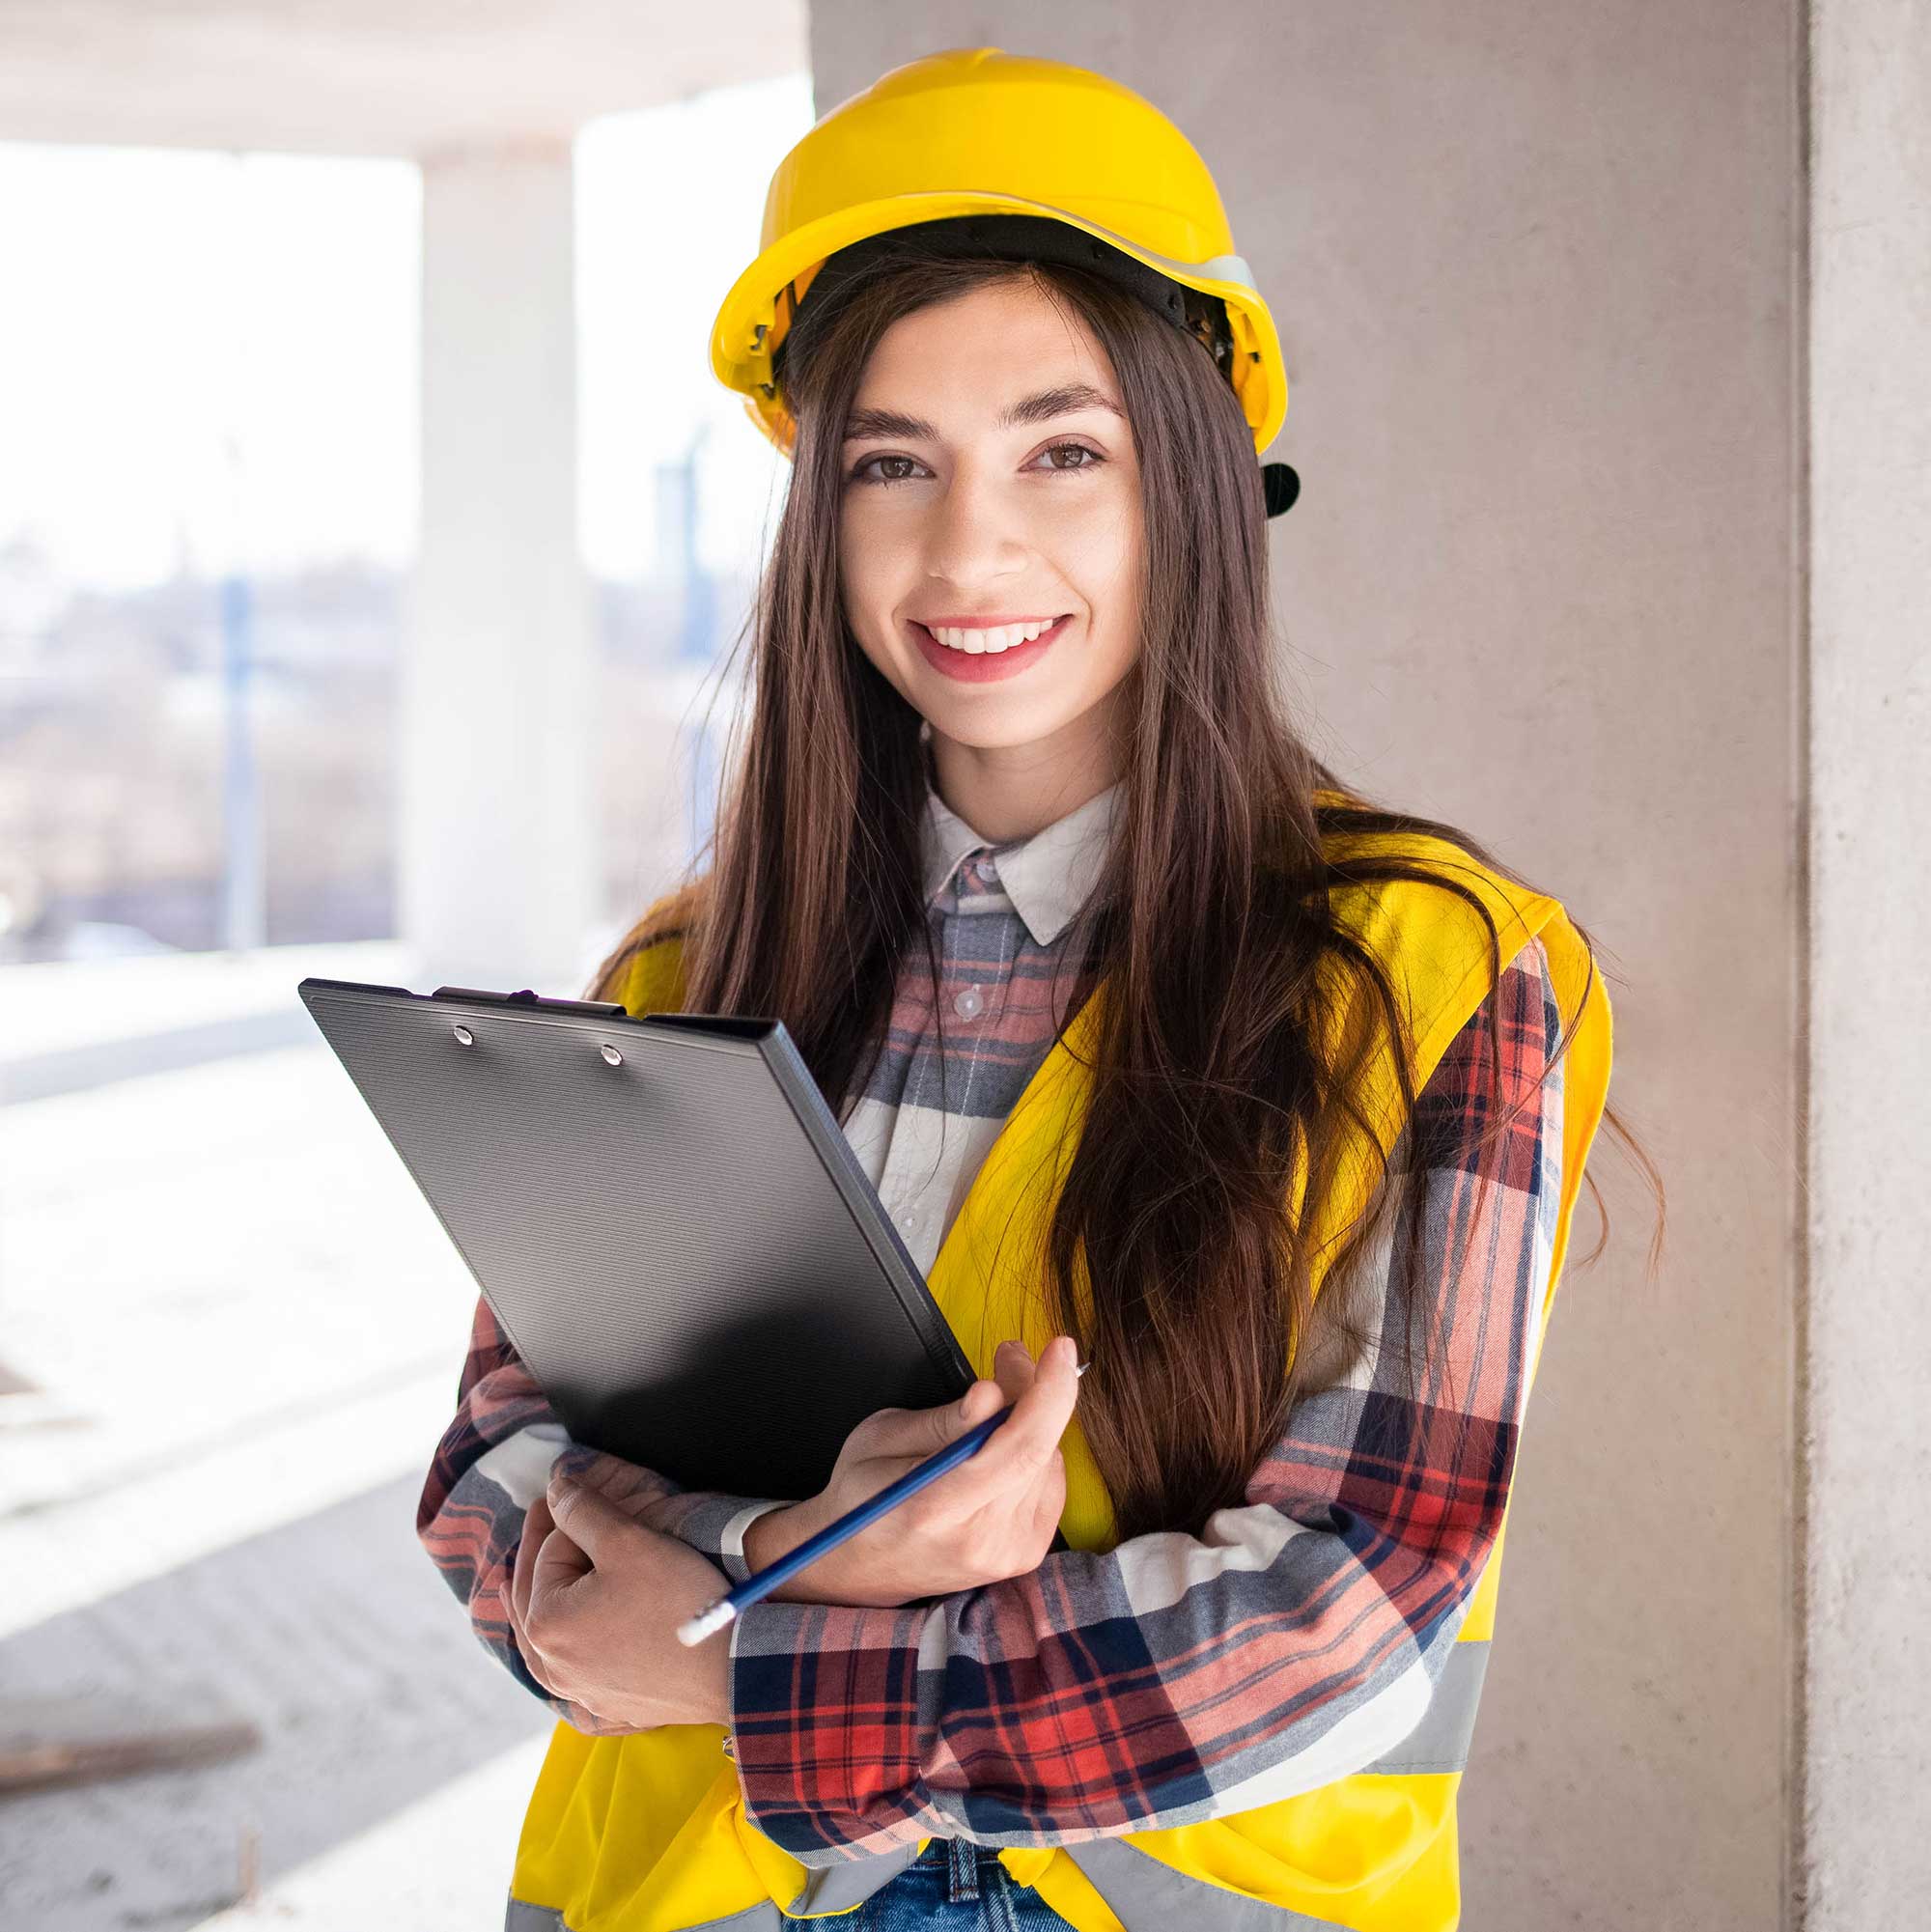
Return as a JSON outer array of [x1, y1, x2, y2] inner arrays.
[[742, 1496, 834, 1597]]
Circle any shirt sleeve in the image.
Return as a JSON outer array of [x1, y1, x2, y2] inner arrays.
[[725, 931, 1567, 1861], [414, 1295, 785, 1730]]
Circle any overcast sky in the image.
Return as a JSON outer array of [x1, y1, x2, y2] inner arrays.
[[0, 70, 807, 592]]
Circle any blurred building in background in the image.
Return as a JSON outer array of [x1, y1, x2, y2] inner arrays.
[[0, 24, 804, 991], [0, 13, 808, 1931]]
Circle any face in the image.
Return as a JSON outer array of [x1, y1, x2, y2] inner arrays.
[[835, 276, 1144, 781]]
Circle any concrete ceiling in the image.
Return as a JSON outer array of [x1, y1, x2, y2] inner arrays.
[[0, 0, 808, 156]]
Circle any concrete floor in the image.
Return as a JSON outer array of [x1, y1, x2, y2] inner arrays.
[[0, 1027, 560, 1930], [0, 1479, 552, 1930]]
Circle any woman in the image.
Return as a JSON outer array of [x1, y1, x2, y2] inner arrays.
[[418, 47, 1648, 1932]]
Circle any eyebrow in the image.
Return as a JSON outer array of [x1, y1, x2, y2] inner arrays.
[[842, 382, 1125, 443]]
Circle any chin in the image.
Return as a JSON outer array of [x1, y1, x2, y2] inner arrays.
[[918, 696, 1092, 750]]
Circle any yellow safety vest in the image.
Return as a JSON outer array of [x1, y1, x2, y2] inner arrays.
[[504, 795, 1614, 1932]]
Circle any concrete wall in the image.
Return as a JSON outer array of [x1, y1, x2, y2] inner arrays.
[[807, 8, 1810, 1926], [1805, 0, 1931, 1921]]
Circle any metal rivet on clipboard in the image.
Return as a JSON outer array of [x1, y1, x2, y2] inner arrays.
[[600, 1044, 623, 1066], [453, 1023, 474, 1046]]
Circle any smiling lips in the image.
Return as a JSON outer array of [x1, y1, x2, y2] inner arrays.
[[910, 613, 1073, 682], [917, 615, 1070, 656]]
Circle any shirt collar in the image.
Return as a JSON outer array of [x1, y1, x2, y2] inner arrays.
[[920, 776, 1122, 946]]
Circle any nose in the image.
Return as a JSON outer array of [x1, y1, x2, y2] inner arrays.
[[924, 462, 1029, 592]]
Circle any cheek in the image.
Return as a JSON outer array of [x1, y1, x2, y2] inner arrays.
[[838, 506, 913, 632], [837, 503, 883, 595], [1061, 497, 1143, 647], [1048, 468, 1138, 566], [838, 496, 915, 582], [835, 513, 915, 694]]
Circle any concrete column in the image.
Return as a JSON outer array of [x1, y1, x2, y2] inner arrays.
[[401, 140, 596, 994], [1804, 0, 1931, 1921]]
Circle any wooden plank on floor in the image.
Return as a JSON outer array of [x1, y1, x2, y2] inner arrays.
[[0, 1694, 262, 1794]]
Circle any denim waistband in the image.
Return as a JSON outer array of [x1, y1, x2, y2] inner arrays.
[[913, 1835, 1003, 1902]]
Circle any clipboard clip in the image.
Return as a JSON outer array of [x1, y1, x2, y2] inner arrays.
[[432, 985, 630, 1019]]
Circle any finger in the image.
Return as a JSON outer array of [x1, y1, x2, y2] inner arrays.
[[532, 1524, 594, 1608], [958, 1375, 1006, 1429], [545, 1472, 640, 1568], [907, 1342, 1071, 1516], [968, 1334, 1081, 1488], [511, 1493, 554, 1638], [854, 1336, 1074, 1452], [990, 1338, 1039, 1406], [573, 1449, 677, 1522], [857, 1377, 1005, 1460]]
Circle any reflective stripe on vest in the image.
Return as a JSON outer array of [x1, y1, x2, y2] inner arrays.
[[788, 1844, 921, 1914], [1358, 1637, 1490, 1777], [1061, 1638, 1492, 1931], [1065, 1841, 1345, 1931], [504, 1892, 850, 1932], [505, 1841, 922, 1931]]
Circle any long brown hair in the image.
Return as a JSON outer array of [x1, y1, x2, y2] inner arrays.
[[588, 246, 1665, 1540]]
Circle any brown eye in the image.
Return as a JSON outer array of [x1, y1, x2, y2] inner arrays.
[[1039, 443, 1103, 472], [850, 453, 926, 486]]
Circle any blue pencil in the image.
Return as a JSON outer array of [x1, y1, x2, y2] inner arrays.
[[676, 1362, 1086, 1646]]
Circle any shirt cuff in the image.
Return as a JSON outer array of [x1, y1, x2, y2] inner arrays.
[[637, 1489, 782, 1569], [718, 1499, 792, 1583], [725, 1593, 933, 1861]]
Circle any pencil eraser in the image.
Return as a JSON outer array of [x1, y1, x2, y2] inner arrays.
[[676, 1602, 737, 1648]]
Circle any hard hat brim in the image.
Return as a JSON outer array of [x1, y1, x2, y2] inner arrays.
[[709, 189, 1288, 459]]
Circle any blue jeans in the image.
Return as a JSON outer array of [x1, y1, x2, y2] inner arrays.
[[851, 1838, 1077, 1930]]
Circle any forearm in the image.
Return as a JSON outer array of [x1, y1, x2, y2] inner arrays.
[[736, 1495, 883, 1602], [418, 1297, 781, 1723], [416, 1299, 659, 1727], [725, 1498, 1484, 1858]]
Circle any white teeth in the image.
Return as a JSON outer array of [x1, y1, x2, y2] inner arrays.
[[929, 618, 1060, 654]]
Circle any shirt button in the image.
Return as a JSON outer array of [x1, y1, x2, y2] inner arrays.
[[953, 984, 985, 1020]]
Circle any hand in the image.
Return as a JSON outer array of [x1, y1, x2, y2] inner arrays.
[[506, 1474, 732, 1732], [742, 1334, 1079, 1609], [555, 1446, 683, 1527]]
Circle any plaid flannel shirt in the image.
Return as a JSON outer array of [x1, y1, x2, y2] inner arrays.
[[416, 785, 1565, 1859]]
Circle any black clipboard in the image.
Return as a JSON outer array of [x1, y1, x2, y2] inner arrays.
[[297, 976, 976, 1499]]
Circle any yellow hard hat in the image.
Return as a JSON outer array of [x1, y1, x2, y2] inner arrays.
[[710, 47, 1295, 504]]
